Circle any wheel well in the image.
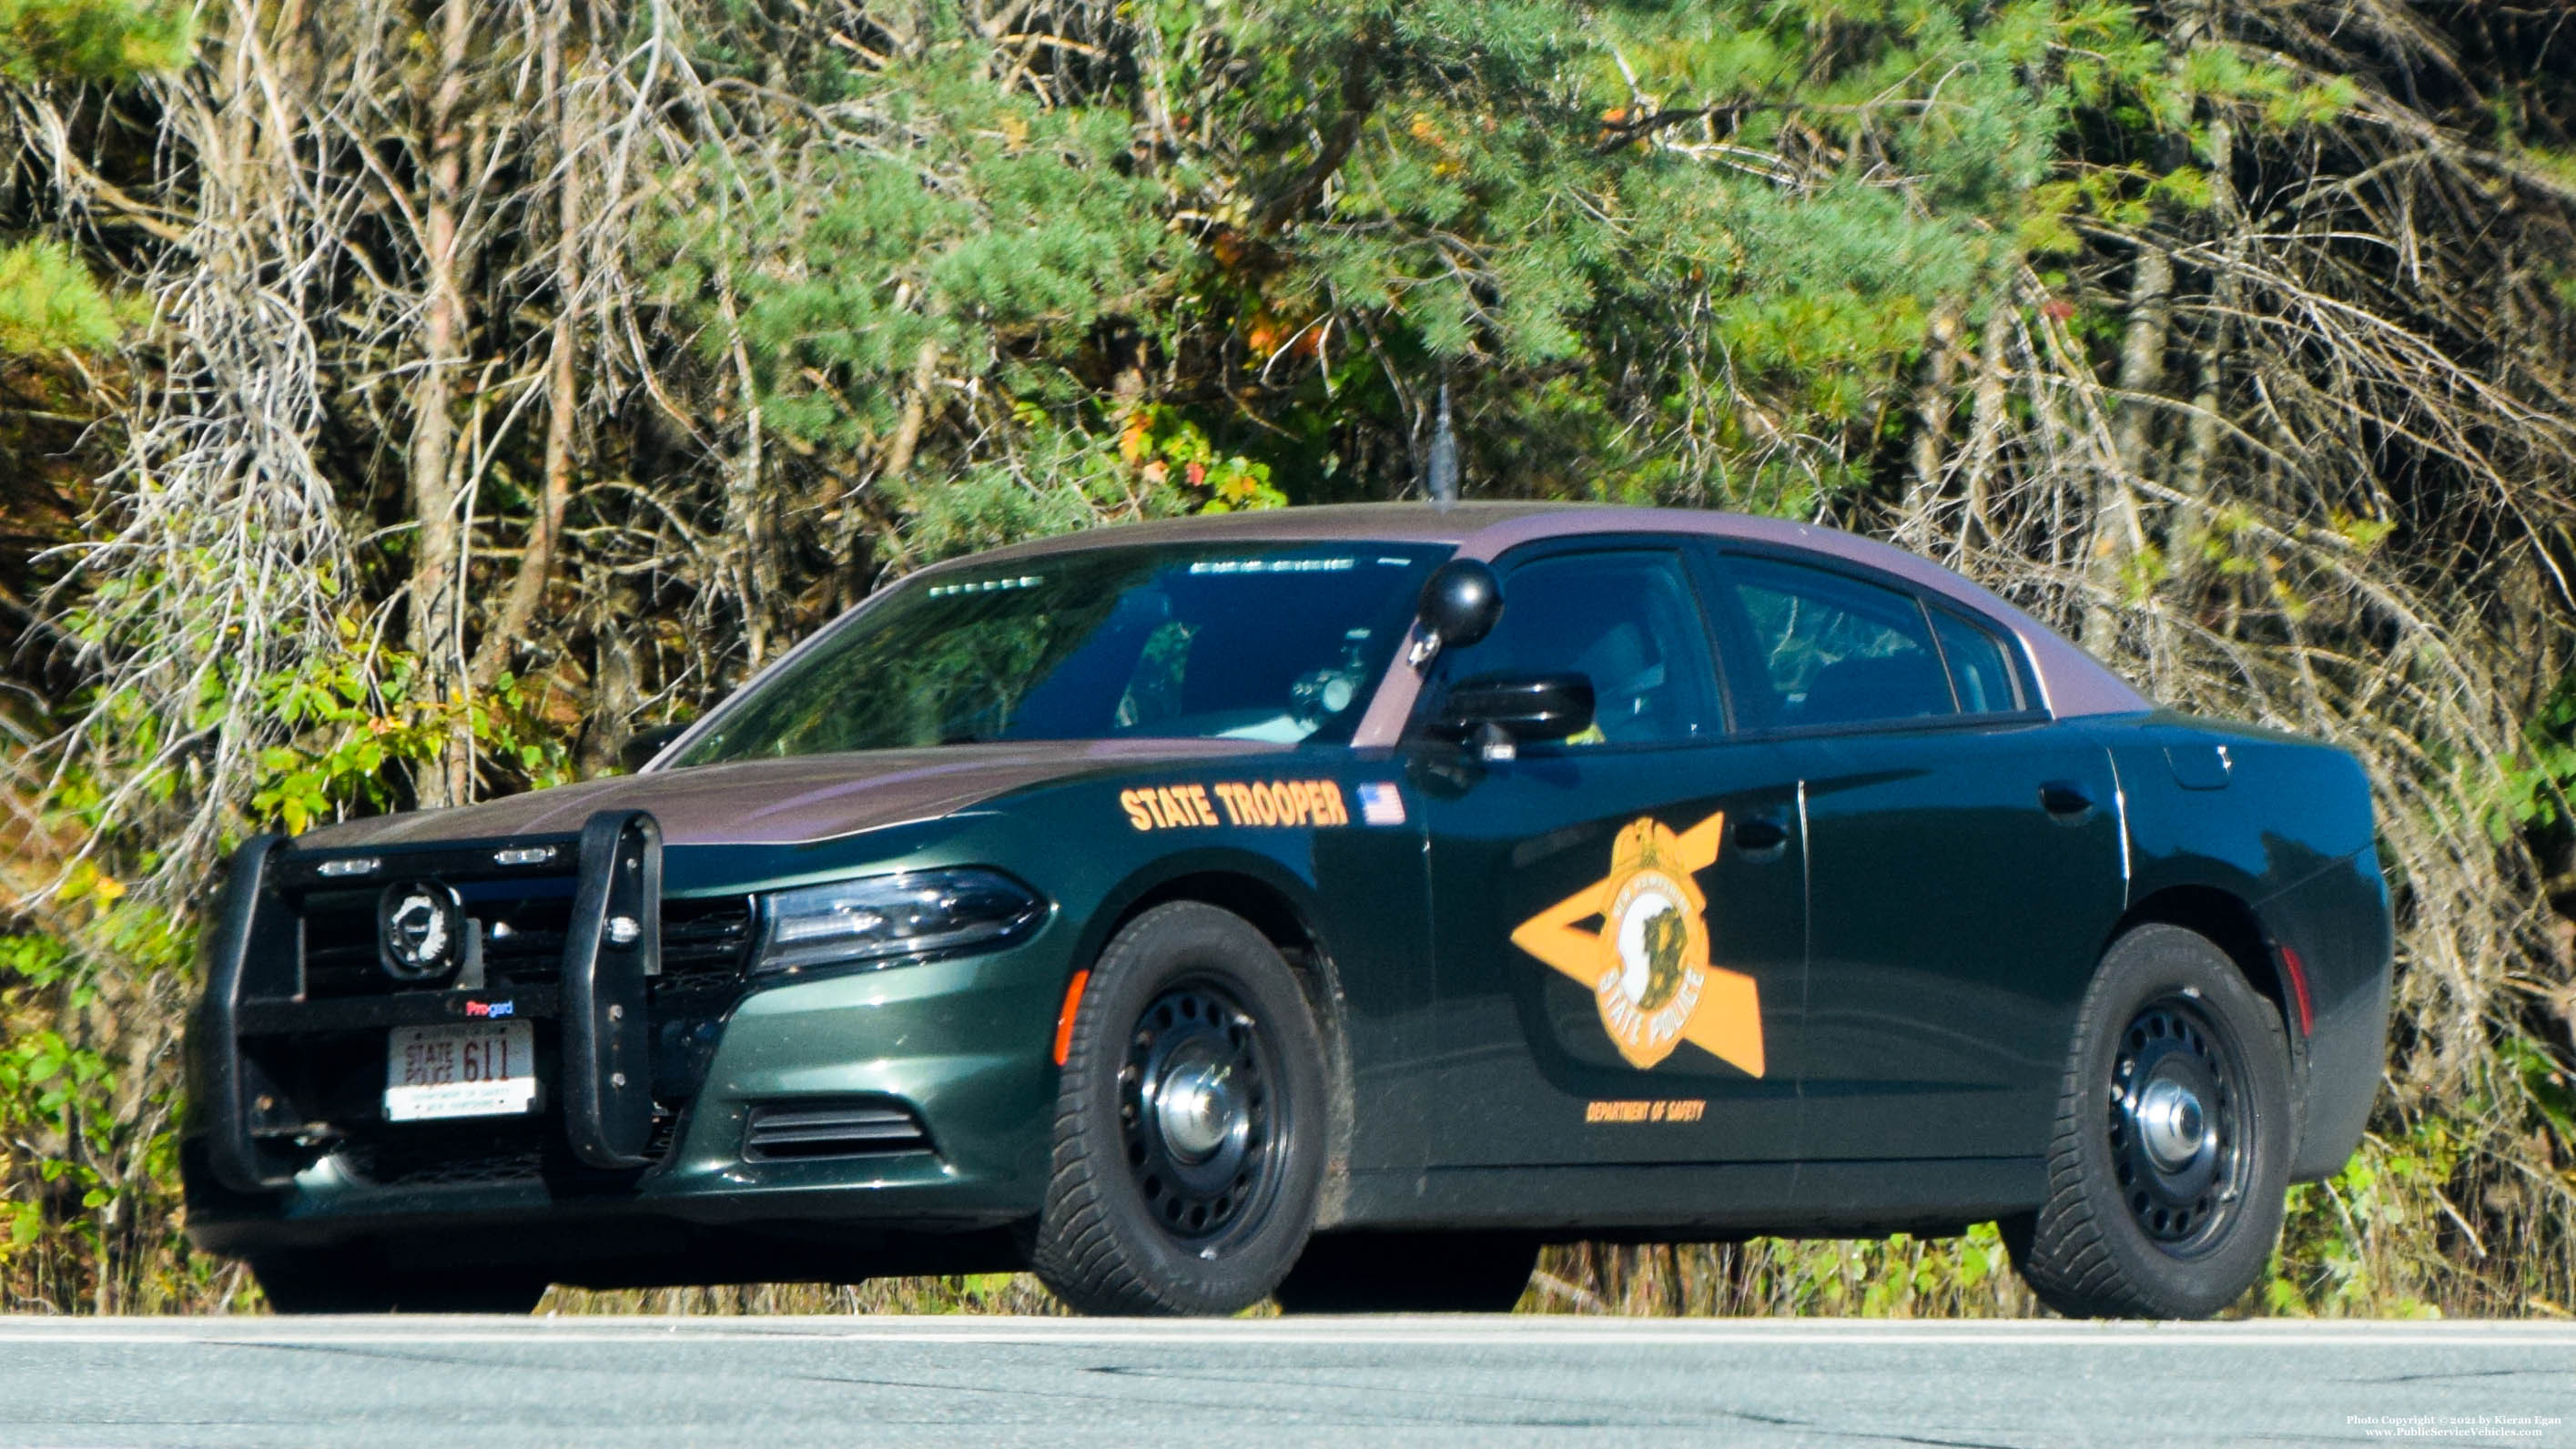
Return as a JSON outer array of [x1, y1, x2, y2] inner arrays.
[[1115, 872, 1317, 961], [2113, 886, 2288, 1033]]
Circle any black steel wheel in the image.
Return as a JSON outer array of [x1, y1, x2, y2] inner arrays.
[[1029, 902, 1327, 1316], [2107, 995, 2251, 1253], [1119, 980, 1285, 1250], [2005, 923, 2294, 1320]]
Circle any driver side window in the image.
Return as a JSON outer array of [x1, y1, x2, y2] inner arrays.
[[1454, 550, 1720, 746]]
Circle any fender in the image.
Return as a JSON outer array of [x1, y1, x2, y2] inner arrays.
[[2090, 715, 2390, 1182]]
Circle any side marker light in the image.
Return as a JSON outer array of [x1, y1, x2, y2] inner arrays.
[[1052, 969, 1090, 1067], [2278, 944, 2315, 1037]]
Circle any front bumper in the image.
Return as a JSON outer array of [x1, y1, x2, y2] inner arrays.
[[181, 814, 1069, 1276]]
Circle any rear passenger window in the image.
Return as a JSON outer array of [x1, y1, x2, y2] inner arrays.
[[1931, 609, 2023, 714], [1718, 556, 1956, 729]]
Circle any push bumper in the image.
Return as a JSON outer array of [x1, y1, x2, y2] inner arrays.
[[181, 816, 1067, 1275]]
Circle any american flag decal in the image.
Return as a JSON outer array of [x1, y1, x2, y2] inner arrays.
[[1357, 781, 1406, 827]]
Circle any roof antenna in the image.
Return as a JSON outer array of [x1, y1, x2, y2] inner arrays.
[[1426, 381, 1460, 511]]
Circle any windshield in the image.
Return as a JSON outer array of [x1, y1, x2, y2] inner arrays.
[[672, 542, 1446, 764]]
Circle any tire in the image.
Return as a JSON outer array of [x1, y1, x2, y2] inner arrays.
[[252, 1249, 548, 1314], [2003, 923, 2294, 1320], [1028, 902, 1328, 1316], [1274, 1231, 1538, 1313]]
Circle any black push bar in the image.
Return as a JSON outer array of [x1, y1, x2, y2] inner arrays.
[[193, 809, 664, 1191], [558, 810, 661, 1170], [194, 832, 296, 1191]]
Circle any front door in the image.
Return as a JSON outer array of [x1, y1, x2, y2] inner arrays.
[[1419, 542, 1806, 1169], [1700, 548, 2127, 1164]]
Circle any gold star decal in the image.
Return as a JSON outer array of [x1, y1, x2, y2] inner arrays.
[[1508, 810, 1765, 1076]]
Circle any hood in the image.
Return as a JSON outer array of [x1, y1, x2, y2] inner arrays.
[[297, 739, 1288, 850]]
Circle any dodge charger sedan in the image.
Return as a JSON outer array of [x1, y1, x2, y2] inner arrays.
[[184, 502, 2390, 1318]]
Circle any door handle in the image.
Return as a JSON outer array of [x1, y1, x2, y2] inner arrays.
[[2038, 781, 2095, 821], [1731, 815, 1790, 858]]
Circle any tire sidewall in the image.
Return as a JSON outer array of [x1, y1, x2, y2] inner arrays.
[[2066, 924, 2295, 1317], [1049, 902, 1328, 1313]]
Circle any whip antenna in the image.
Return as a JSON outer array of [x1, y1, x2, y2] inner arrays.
[[1427, 382, 1460, 511]]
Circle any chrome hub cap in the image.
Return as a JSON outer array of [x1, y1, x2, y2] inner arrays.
[[2135, 1077, 2209, 1172], [1152, 1049, 1246, 1163]]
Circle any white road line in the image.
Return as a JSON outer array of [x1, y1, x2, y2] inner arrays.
[[0, 1317, 2567, 1349]]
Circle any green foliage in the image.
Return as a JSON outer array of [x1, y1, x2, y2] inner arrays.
[[2268, 1124, 2461, 1318], [649, 39, 1179, 458], [0, 239, 128, 354], [0, 902, 197, 1307], [2490, 674, 2576, 842], [1117, 406, 1286, 514], [1528, 1222, 2034, 1319], [0, 2, 191, 360], [640, 0, 2226, 539], [0, 0, 191, 86], [244, 643, 570, 836]]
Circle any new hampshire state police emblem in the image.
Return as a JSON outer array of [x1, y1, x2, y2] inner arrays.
[[1508, 812, 1765, 1076]]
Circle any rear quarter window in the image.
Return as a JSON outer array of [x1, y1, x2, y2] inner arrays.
[[1930, 608, 2024, 715]]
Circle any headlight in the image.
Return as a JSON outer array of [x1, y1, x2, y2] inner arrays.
[[751, 867, 1047, 975]]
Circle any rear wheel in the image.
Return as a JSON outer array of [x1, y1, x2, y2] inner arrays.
[[1028, 902, 1328, 1316], [1274, 1231, 1538, 1313], [252, 1250, 547, 1314], [2004, 923, 2294, 1320]]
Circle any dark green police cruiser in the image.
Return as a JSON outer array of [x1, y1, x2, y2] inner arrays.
[[184, 503, 2390, 1318]]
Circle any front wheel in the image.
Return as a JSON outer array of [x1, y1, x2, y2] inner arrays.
[[1028, 902, 1328, 1316], [2004, 923, 2295, 1320]]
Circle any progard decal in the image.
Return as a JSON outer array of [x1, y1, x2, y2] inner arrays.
[[1510, 811, 1765, 1076], [1121, 780, 1351, 831]]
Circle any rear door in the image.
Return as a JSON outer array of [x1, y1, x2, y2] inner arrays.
[[1699, 547, 2126, 1163], [1417, 540, 1806, 1169]]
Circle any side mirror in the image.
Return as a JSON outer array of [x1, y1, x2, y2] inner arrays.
[[1438, 672, 1596, 747], [1411, 559, 1502, 665], [620, 722, 688, 775]]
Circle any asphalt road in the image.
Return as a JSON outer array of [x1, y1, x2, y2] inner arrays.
[[0, 1315, 2567, 1448]]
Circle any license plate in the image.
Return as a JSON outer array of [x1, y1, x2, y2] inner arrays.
[[384, 1021, 538, 1122]]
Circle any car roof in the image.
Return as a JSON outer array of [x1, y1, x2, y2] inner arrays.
[[958, 501, 1573, 556], [935, 502, 2150, 724]]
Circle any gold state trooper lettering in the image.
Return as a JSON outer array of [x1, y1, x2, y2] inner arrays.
[[1510, 811, 1765, 1076], [1121, 779, 1351, 831]]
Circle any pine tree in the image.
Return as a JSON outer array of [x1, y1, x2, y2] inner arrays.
[[0, 0, 188, 355]]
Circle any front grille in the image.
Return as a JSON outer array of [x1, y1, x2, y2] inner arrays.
[[293, 887, 752, 998], [298, 876, 577, 998], [661, 897, 756, 976], [335, 1120, 548, 1189], [743, 1099, 933, 1161], [331, 1114, 684, 1189]]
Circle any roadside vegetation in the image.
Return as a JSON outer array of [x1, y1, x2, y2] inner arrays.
[[2, 0, 2571, 1317]]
